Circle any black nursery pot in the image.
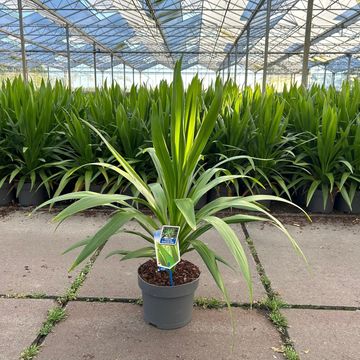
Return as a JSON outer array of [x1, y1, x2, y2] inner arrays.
[[138, 275, 199, 330], [306, 189, 334, 213], [18, 183, 48, 207], [334, 192, 360, 214], [89, 183, 104, 193], [195, 194, 207, 210], [0, 183, 15, 206], [254, 187, 274, 208], [207, 184, 237, 202]]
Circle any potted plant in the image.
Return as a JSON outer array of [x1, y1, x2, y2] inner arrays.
[[36, 61, 307, 329], [0, 140, 16, 205], [334, 118, 360, 213], [52, 110, 112, 197], [290, 99, 351, 213], [333, 83, 360, 214], [207, 81, 252, 201], [0, 101, 16, 205], [243, 87, 296, 207], [2, 79, 63, 206]]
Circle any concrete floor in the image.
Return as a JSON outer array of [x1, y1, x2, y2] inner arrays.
[[1, 209, 359, 360]]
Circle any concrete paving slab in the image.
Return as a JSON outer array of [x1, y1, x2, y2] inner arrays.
[[0, 210, 107, 296], [0, 298, 54, 360], [37, 302, 284, 360], [283, 309, 360, 360], [246, 219, 360, 306], [79, 222, 266, 303]]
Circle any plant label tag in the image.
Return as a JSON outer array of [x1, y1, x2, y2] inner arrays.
[[154, 226, 180, 270]]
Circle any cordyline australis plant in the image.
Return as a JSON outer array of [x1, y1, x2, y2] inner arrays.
[[35, 60, 307, 305]]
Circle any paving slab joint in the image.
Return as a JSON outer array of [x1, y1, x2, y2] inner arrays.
[[72, 295, 258, 310], [283, 304, 360, 311], [19, 244, 105, 359], [241, 223, 301, 360]]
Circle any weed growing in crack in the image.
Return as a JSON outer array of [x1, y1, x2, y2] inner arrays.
[[242, 225, 301, 360], [283, 345, 300, 360], [261, 296, 286, 311], [20, 345, 40, 360], [58, 262, 92, 304], [269, 309, 288, 328], [194, 297, 223, 309], [260, 274, 271, 288], [39, 307, 66, 336], [135, 298, 143, 305], [31, 292, 47, 299]]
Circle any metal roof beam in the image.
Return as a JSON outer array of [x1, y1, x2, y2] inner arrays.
[[26, 0, 132, 68], [218, 0, 266, 71], [0, 28, 85, 67], [144, 0, 175, 66], [268, 7, 360, 69]]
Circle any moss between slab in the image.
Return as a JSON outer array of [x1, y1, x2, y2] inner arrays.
[[243, 225, 300, 360], [20, 345, 40, 360], [18, 247, 101, 360]]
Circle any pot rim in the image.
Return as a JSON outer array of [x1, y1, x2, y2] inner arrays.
[[137, 272, 200, 290]]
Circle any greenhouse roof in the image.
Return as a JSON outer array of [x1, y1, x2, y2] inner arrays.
[[0, 0, 359, 73]]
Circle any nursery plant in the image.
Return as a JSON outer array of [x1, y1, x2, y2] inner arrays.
[[36, 60, 307, 329], [210, 82, 253, 196], [0, 78, 64, 203], [290, 98, 353, 212], [336, 116, 360, 212], [52, 108, 113, 196], [244, 86, 295, 199]]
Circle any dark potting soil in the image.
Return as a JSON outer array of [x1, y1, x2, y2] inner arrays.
[[138, 259, 200, 286]]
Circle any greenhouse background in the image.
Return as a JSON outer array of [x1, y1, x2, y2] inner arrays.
[[0, 0, 359, 90]]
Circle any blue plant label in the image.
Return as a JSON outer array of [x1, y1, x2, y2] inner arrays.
[[153, 226, 181, 270], [160, 237, 177, 245]]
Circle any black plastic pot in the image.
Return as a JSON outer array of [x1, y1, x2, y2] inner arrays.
[[18, 183, 48, 207], [0, 183, 15, 206], [195, 194, 207, 210], [207, 184, 237, 202], [254, 187, 274, 208], [306, 189, 334, 213], [89, 184, 104, 193], [334, 191, 360, 214], [138, 274, 199, 330], [293, 188, 306, 207]]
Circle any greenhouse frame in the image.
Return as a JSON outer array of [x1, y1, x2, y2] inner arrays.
[[2, 1, 360, 359], [0, 0, 359, 89]]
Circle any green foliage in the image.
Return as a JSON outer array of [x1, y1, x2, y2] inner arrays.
[[283, 346, 300, 360], [39, 307, 66, 336], [261, 296, 286, 311], [194, 297, 223, 309], [30, 292, 46, 299], [1, 75, 359, 210], [60, 262, 92, 302], [34, 60, 307, 307], [20, 345, 40, 360], [0, 78, 66, 195], [269, 309, 288, 328]]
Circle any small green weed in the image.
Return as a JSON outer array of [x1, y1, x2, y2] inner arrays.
[[31, 292, 46, 299], [20, 345, 40, 360], [284, 345, 299, 360], [39, 307, 66, 336], [261, 296, 286, 311], [194, 297, 223, 309], [269, 309, 288, 328], [135, 298, 143, 305], [260, 274, 271, 288], [59, 262, 91, 303]]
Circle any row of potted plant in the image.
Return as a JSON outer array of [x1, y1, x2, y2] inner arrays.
[[0, 76, 359, 213]]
